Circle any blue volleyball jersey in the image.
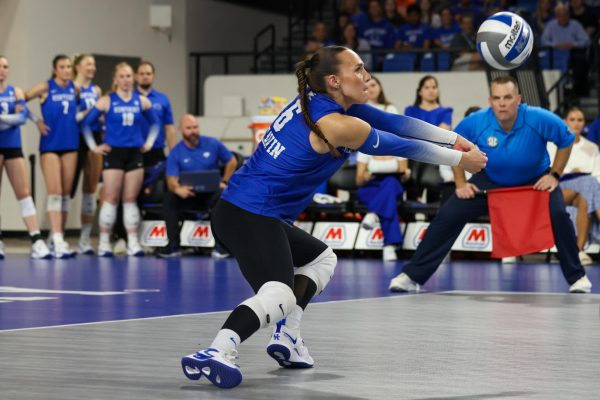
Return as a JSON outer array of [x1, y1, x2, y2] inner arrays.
[[79, 83, 101, 132], [455, 104, 574, 186], [0, 85, 22, 149], [167, 136, 233, 177], [136, 88, 174, 149], [40, 80, 79, 151], [404, 105, 453, 128], [222, 92, 350, 222], [103, 92, 144, 148]]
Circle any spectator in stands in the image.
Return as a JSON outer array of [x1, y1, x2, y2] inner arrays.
[[341, 0, 369, 27], [452, 0, 484, 26], [586, 116, 600, 146], [341, 22, 373, 70], [334, 12, 351, 43], [548, 106, 600, 265], [533, 0, 555, 35], [405, 75, 453, 203], [356, 76, 408, 261], [420, 0, 441, 28], [395, 4, 432, 50], [305, 21, 334, 54], [433, 7, 461, 49], [570, 0, 599, 37], [156, 114, 237, 258], [384, 0, 405, 28], [450, 14, 485, 70], [357, 0, 396, 69], [389, 76, 592, 294], [541, 3, 590, 95], [450, 14, 483, 71]]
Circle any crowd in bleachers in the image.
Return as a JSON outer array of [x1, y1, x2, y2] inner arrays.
[[303, 0, 600, 73]]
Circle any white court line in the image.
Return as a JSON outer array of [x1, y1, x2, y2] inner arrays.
[[0, 292, 431, 333], [3, 289, 597, 333]]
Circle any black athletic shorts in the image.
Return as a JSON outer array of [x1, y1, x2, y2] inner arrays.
[[143, 148, 166, 167], [0, 147, 24, 160], [211, 199, 328, 292], [40, 149, 77, 156], [103, 147, 143, 172]]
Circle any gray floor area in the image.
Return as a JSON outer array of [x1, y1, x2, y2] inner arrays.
[[1, 292, 599, 400]]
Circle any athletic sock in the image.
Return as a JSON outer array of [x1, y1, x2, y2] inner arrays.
[[210, 329, 241, 354], [127, 232, 139, 246], [80, 224, 92, 242], [284, 304, 303, 331], [99, 232, 110, 245], [52, 232, 65, 244]]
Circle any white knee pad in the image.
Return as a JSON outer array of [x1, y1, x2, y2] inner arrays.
[[81, 193, 97, 216], [61, 196, 71, 213], [99, 202, 117, 229], [123, 202, 140, 229], [19, 196, 37, 218], [240, 281, 296, 329], [294, 247, 337, 294], [46, 194, 62, 212]]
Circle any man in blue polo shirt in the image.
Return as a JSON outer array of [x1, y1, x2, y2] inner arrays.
[[156, 114, 237, 257], [135, 61, 177, 166], [389, 76, 592, 294]]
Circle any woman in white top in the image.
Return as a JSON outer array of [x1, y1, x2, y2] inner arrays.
[[356, 75, 408, 261], [548, 106, 600, 265]]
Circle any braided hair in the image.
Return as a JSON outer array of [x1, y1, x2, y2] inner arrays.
[[295, 45, 347, 157]]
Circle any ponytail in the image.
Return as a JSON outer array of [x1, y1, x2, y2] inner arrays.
[[295, 46, 347, 158]]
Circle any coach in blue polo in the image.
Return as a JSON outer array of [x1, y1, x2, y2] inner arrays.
[[156, 114, 237, 257], [389, 76, 592, 294]]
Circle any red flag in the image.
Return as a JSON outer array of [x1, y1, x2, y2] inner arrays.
[[487, 186, 555, 258]]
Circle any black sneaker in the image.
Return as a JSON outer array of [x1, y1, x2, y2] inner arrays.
[[156, 246, 181, 258]]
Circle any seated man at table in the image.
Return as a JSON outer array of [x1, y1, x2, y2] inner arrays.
[[156, 114, 237, 258]]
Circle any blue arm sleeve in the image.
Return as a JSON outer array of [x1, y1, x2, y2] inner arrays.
[[347, 103, 458, 145], [0, 107, 29, 127], [81, 107, 103, 149], [143, 108, 160, 147], [357, 127, 462, 167]]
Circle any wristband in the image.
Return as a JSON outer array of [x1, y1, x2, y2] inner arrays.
[[550, 171, 561, 181]]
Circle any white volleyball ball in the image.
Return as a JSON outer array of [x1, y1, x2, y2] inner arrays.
[[476, 12, 534, 70]]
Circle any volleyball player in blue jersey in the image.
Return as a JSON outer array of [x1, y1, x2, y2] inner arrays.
[[73, 54, 102, 255], [82, 62, 160, 257], [180, 46, 487, 389], [26, 55, 79, 258], [0, 55, 51, 260]]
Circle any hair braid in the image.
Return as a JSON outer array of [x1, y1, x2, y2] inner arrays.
[[296, 57, 341, 158]]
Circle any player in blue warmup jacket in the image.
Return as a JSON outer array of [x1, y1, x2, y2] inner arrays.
[[82, 62, 160, 257], [0, 55, 51, 260], [180, 46, 487, 389], [72, 54, 103, 255], [25, 55, 79, 259]]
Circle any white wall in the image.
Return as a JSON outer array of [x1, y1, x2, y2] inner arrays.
[[203, 71, 490, 122], [1, 0, 187, 230]]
